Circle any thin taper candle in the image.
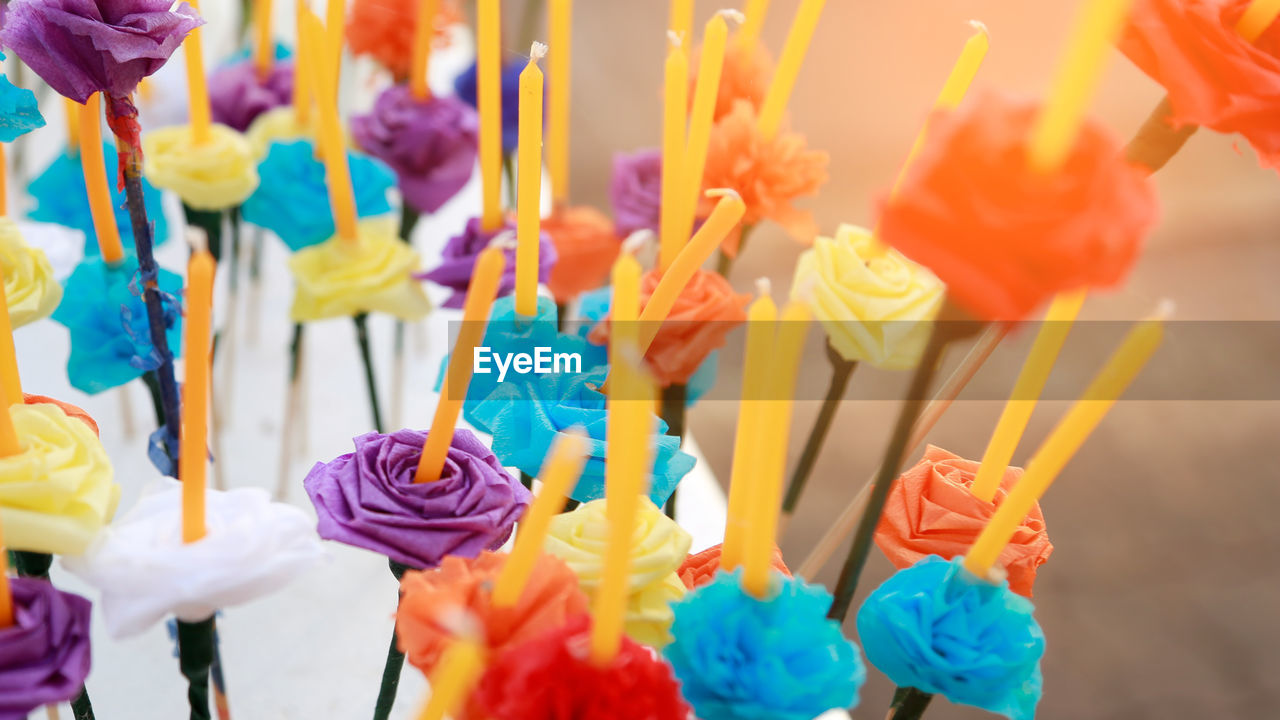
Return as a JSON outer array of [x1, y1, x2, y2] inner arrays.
[[255, 0, 275, 78], [669, 0, 695, 40], [293, 1, 313, 127], [181, 243, 215, 543], [659, 35, 689, 271], [548, 0, 572, 205], [515, 43, 547, 317], [756, 0, 826, 139], [325, 0, 346, 92], [415, 639, 485, 720], [410, 0, 440, 99], [182, 0, 213, 144], [738, 0, 771, 45], [1237, 0, 1280, 42], [65, 98, 81, 154], [0, 261, 24, 414], [478, 0, 504, 230], [79, 93, 126, 264], [303, 10, 358, 242], [679, 11, 733, 243]]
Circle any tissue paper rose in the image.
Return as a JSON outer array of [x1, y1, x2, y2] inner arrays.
[[208, 58, 295, 133], [0, 54, 46, 142], [609, 149, 662, 237], [289, 217, 433, 322], [243, 140, 396, 252], [455, 60, 523, 152], [23, 394, 99, 436], [544, 206, 620, 303], [14, 220, 83, 284], [700, 99, 829, 255], [876, 446, 1052, 597], [0, 0, 203, 103], [665, 569, 866, 720], [0, 578, 92, 718], [1120, 0, 1280, 170], [857, 555, 1045, 720], [1, 219, 63, 329], [544, 498, 691, 647], [245, 106, 315, 158], [0, 403, 118, 556], [470, 367, 695, 507], [304, 428, 530, 570], [143, 124, 260, 210], [52, 255, 184, 394], [62, 481, 325, 637], [419, 217, 556, 309], [677, 542, 790, 590], [792, 224, 944, 370], [347, 0, 461, 80], [396, 551, 589, 674], [878, 92, 1157, 323], [692, 40, 773, 123], [473, 614, 692, 720]]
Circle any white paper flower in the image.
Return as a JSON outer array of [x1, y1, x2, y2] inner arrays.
[[15, 221, 84, 283], [62, 481, 326, 638]]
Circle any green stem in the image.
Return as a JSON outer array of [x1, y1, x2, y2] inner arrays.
[[372, 560, 411, 720], [660, 384, 687, 520], [177, 616, 216, 720], [353, 314, 385, 433], [781, 340, 858, 517], [886, 687, 935, 720]]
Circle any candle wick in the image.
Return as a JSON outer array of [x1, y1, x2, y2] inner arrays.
[[667, 30, 684, 48], [529, 41, 549, 62], [621, 229, 654, 256], [704, 187, 742, 202], [717, 8, 746, 25], [1152, 298, 1176, 321], [967, 19, 990, 38], [754, 277, 772, 298], [186, 227, 209, 256], [487, 230, 519, 251]]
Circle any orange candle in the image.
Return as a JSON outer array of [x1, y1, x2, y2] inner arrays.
[[410, 0, 440, 99], [181, 244, 215, 543], [303, 10, 358, 242], [416, 248, 506, 483], [255, 0, 275, 78], [79, 94, 126, 265], [1238, 0, 1280, 41], [515, 44, 546, 317], [478, 0, 504, 231], [182, 0, 213, 144], [65, 98, 81, 154], [658, 35, 689, 271]]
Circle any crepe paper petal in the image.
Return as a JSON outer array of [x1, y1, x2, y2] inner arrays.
[[62, 480, 326, 638], [51, 255, 184, 395], [791, 224, 944, 370], [677, 542, 790, 590], [701, 99, 829, 256], [875, 446, 1052, 598], [454, 61, 524, 153], [1, 218, 63, 330], [878, 92, 1157, 324], [1120, 0, 1280, 170], [0, 55, 46, 142], [208, 58, 295, 133], [472, 614, 692, 720], [303, 428, 530, 570], [0, 0, 203, 103], [28, 144, 171, 257], [0, 578, 93, 718], [146, 423, 178, 478], [589, 268, 747, 387], [665, 568, 866, 720], [396, 551, 589, 677], [14, 220, 84, 284], [857, 555, 1045, 720], [0, 403, 118, 557], [142, 123, 260, 211], [693, 39, 775, 124], [22, 394, 99, 436], [418, 216, 557, 310], [544, 498, 691, 648], [244, 106, 316, 159], [242, 140, 396, 252], [352, 86, 479, 215], [347, 0, 462, 80], [609, 148, 662, 238], [288, 217, 433, 322], [544, 205, 621, 303]]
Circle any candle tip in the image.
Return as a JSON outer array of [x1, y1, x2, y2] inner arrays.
[[529, 41, 549, 62], [1153, 299, 1175, 321], [186, 227, 209, 256], [622, 229, 654, 255], [705, 187, 742, 202], [717, 8, 746, 25], [488, 229, 519, 251], [755, 277, 772, 298], [968, 19, 990, 38], [667, 30, 683, 48]]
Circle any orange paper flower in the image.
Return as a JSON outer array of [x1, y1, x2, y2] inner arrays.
[[22, 394, 99, 436], [874, 446, 1052, 597], [544, 206, 621, 303], [346, 0, 461, 80], [1120, 0, 1280, 170], [699, 99, 828, 256], [690, 40, 774, 123], [677, 542, 791, 590]]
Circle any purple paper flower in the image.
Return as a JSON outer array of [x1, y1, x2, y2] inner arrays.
[[351, 85, 479, 215], [0, 578, 93, 718], [454, 60, 523, 153], [209, 58, 294, 133], [418, 217, 557, 309], [303, 428, 531, 570], [610, 148, 662, 237], [0, 0, 203, 103]]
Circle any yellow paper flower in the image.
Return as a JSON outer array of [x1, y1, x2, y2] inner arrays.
[[245, 107, 316, 160], [544, 497, 691, 648], [0, 403, 119, 556], [142, 123, 260, 210], [792, 224, 944, 370], [1, 218, 63, 329], [288, 217, 433, 322]]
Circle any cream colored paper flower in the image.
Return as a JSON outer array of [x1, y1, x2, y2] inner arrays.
[[245, 107, 315, 160], [143, 123, 260, 210], [1, 218, 63, 328]]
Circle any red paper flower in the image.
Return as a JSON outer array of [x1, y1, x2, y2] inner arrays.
[[877, 92, 1158, 323], [690, 40, 775, 123], [346, 0, 461, 80], [1120, 0, 1280, 170], [396, 551, 589, 674], [22, 394, 99, 436], [874, 445, 1052, 597], [543, 206, 621, 303], [677, 542, 791, 590], [471, 614, 692, 720]]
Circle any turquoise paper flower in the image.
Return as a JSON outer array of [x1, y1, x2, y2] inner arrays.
[[0, 52, 45, 141]]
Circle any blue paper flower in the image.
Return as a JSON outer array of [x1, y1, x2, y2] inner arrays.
[[51, 256, 184, 394], [856, 555, 1045, 720], [242, 140, 396, 251], [665, 568, 866, 720], [0, 52, 45, 142], [28, 144, 170, 256], [453, 60, 524, 153]]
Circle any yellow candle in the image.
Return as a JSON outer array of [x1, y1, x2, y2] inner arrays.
[[969, 290, 1086, 502], [410, 0, 440, 99], [416, 248, 506, 483], [415, 639, 485, 720], [1027, 0, 1136, 172], [0, 144, 5, 217], [737, 0, 771, 46], [679, 12, 731, 244], [478, 0, 504, 231], [756, 0, 826, 139], [303, 10, 358, 242], [0, 259, 23, 414], [325, 0, 346, 93], [181, 245, 215, 544], [65, 98, 81, 154], [79, 94, 126, 265], [658, 35, 689, 271], [255, 0, 275, 78], [183, 0, 213, 145], [515, 44, 546, 318], [965, 305, 1167, 578], [492, 429, 589, 607], [742, 301, 808, 596], [669, 0, 695, 40], [1237, 0, 1280, 42], [720, 283, 776, 571], [548, 0, 572, 206], [589, 252, 653, 665], [293, 3, 313, 128]]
